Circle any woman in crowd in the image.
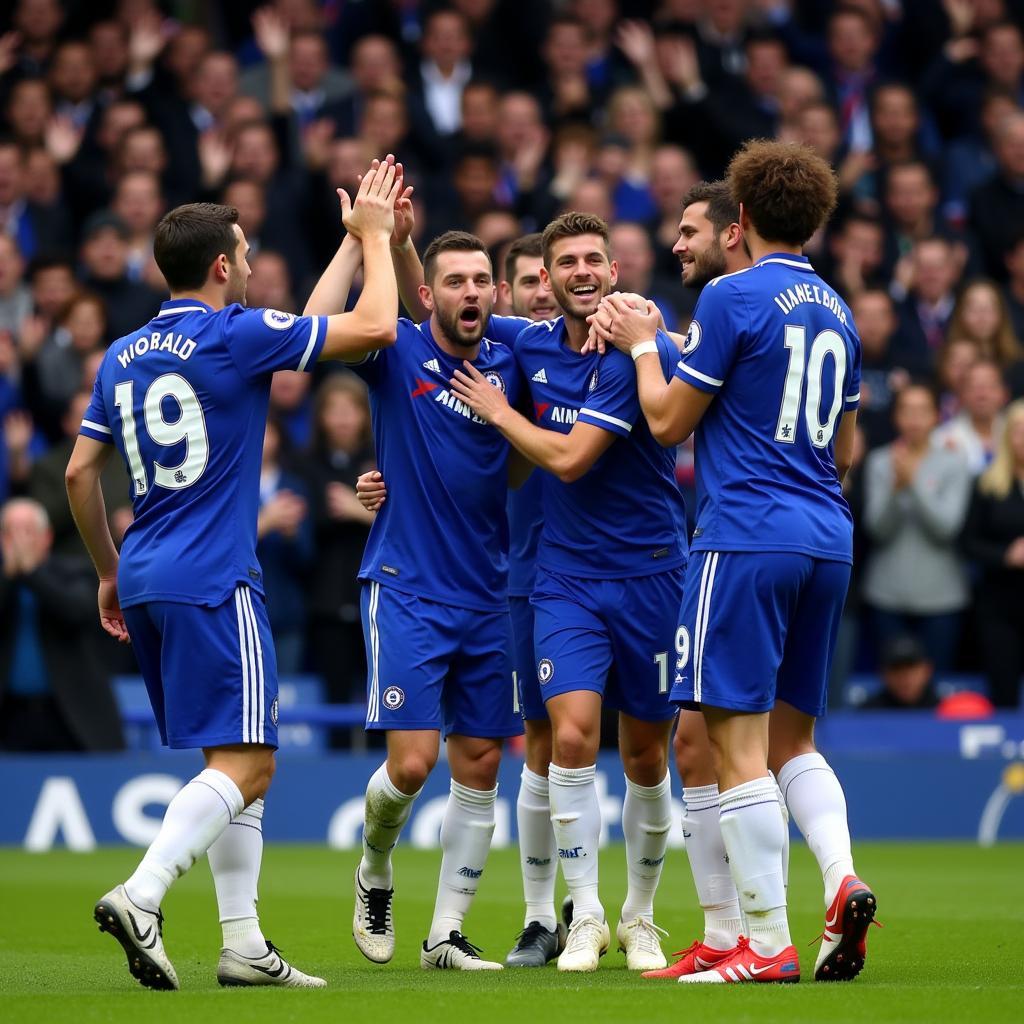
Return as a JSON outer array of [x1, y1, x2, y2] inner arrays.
[[946, 279, 1024, 396], [863, 384, 972, 674], [962, 400, 1024, 708]]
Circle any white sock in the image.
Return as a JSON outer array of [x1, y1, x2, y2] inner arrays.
[[777, 752, 855, 906], [620, 771, 672, 923], [719, 777, 791, 957], [682, 784, 742, 950], [125, 768, 244, 911], [517, 766, 557, 930], [360, 762, 420, 889], [548, 763, 603, 922], [427, 780, 497, 946], [771, 771, 791, 893], [208, 798, 268, 957]]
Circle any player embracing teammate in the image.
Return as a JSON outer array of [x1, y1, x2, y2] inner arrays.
[[593, 139, 877, 985]]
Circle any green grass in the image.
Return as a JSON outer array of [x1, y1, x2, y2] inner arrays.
[[0, 842, 1021, 1022]]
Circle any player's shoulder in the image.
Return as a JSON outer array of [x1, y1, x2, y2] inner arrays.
[[708, 266, 755, 290]]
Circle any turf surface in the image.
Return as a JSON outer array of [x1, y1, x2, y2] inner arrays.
[[0, 842, 1020, 1022]]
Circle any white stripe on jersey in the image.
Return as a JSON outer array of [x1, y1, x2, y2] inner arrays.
[[81, 418, 112, 434], [677, 362, 724, 389], [580, 409, 633, 433], [756, 258, 813, 271], [235, 587, 250, 743], [153, 306, 210, 316], [297, 314, 320, 373], [845, 392, 860, 404], [242, 588, 266, 743]]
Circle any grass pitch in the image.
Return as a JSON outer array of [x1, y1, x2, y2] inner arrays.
[[0, 842, 1020, 1023]]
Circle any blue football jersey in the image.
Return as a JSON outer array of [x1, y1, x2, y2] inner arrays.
[[507, 469, 545, 597], [351, 317, 525, 611], [515, 319, 688, 578], [676, 253, 861, 561], [80, 299, 326, 607]]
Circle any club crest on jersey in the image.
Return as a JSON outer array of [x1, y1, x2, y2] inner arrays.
[[484, 370, 506, 393], [537, 658, 555, 684], [270, 696, 279, 726], [263, 308, 296, 331], [588, 368, 599, 392], [382, 686, 405, 710], [682, 320, 702, 354]]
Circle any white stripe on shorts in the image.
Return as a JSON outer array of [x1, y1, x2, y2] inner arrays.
[[239, 587, 259, 743], [694, 552, 719, 704], [235, 587, 250, 743], [242, 588, 266, 743], [368, 582, 381, 723]]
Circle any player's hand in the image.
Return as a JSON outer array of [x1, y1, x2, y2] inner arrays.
[[98, 575, 130, 644], [450, 362, 511, 426], [344, 155, 401, 239], [584, 292, 657, 355], [355, 470, 387, 512], [588, 294, 662, 354], [391, 182, 416, 249]]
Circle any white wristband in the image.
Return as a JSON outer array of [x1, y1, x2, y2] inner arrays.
[[630, 341, 659, 360]]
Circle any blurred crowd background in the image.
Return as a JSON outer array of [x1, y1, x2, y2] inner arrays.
[[1, 0, 1024, 753]]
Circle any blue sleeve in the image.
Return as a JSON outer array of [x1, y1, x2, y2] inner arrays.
[[578, 351, 638, 439], [487, 314, 534, 349], [846, 333, 862, 412], [674, 278, 744, 394], [79, 364, 112, 443], [223, 307, 327, 381], [345, 318, 411, 385]]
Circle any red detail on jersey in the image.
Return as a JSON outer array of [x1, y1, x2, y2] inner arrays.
[[534, 402, 550, 420], [411, 378, 440, 398]]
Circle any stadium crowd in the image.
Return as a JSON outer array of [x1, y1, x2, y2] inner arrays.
[[1, 0, 1024, 750]]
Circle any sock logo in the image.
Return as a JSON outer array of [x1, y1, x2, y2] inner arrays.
[[558, 846, 585, 859], [537, 658, 555, 684], [382, 686, 405, 710], [456, 865, 483, 878], [638, 856, 665, 867], [525, 856, 551, 866]]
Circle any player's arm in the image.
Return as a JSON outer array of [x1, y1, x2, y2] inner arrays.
[[834, 410, 858, 485], [591, 295, 714, 445], [64, 435, 129, 643], [392, 238, 431, 323], [451, 363, 615, 482], [304, 162, 402, 360]]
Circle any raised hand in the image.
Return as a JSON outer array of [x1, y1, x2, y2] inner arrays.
[[198, 129, 232, 188], [252, 6, 290, 62], [45, 115, 84, 165], [391, 179, 416, 248], [0, 31, 21, 77], [615, 20, 656, 67], [343, 155, 400, 239], [128, 12, 168, 72]]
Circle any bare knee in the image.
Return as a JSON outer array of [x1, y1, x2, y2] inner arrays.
[[552, 720, 598, 768], [768, 739, 817, 777], [206, 746, 275, 806], [388, 749, 437, 793], [449, 738, 503, 789], [525, 720, 552, 776], [621, 742, 668, 786], [674, 728, 716, 788]]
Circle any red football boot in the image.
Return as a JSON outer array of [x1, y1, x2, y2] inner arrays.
[[641, 939, 735, 979], [677, 935, 801, 984], [814, 875, 878, 982]]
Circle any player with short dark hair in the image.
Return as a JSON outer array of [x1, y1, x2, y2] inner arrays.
[[66, 162, 402, 991], [451, 211, 688, 974], [592, 139, 875, 985]]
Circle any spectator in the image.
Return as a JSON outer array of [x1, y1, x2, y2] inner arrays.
[[961, 399, 1024, 707], [111, 170, 164, 287], [861, 634, 939, 710], [247, 250, 296, 314], [946, 277, 1024, 393], [935, 358, 1010, 476], [0, 139, 71, 259], [648, 144, 700, 281], [414, 7, 474, 137], [269, 369, 313, 450], [969, 111, 1024, 281], [539, 15, 596, 124], [863, 384, 972, 673], [256, 416, 312, 675], [1005, 231, 1024, 342], [823, 212, 887, 298], [321, 34, 404, 139], [0, 497, 124, 751], [306, 375, 376, 739], [936, 335, 983, 422], [5, 77, 51, 149], [894, 236, 960, 363], [76, 210, 164, 340], [606, 85, 661, 183], [881, 161, 960, 277], [0, 235, 31, 334]]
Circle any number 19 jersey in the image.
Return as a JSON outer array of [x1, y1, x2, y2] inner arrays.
[[80, 298, 326, 607], [676, 254, 861, 563]]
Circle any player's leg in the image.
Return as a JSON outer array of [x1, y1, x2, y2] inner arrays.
[[533, 572, 614, 972], [644, 709, 743, 979], [507, 593, 562, 965], [355, 583, 446, 963], [602, 567, 682, 970], [420, 606, 520, 971], [673, 552, 801, 984], [771, 558, 876, 982]]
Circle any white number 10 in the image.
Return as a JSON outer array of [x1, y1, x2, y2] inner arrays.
[[114, 374, 209, 494], [775, 325, 847, 448]]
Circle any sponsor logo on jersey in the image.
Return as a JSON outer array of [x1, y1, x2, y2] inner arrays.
[[537, 658, 554, 684], [432, 387, 491, 425], [456, 865, 483, 878], [382, 686, 405, 710], [263, 308, 296, 331], [270, 696, 279, 726], [535, 404, 578, 424], [422, 358, 441, 373], [588, 368, 599, 392], [682, 319, 702, 354], [531, 368, 548, 383], [411, 377, 441, 398], [484, 370, 506, 393]]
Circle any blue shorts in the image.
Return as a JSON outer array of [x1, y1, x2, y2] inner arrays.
[[511, 595, 546, 721], [123, 585, 279, 749], [671, 551, 850, 718], [361, 582, 523, 737], [530, 566, 684, 723]]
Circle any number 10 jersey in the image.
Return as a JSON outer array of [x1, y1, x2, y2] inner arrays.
[[80, 298, 326, 607], [676, 253, 861, 563]]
